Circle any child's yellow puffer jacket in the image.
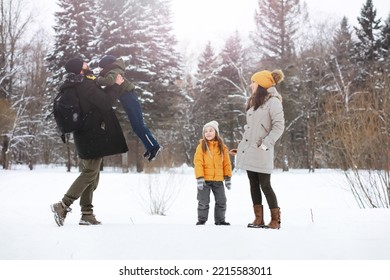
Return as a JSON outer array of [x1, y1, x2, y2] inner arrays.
[[194, 139, 232, 181]]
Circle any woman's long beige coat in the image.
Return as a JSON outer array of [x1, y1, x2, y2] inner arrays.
[[236, 87, 285, 174]]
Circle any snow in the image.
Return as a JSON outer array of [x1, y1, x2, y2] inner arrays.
[[0, 165, 389, 279]]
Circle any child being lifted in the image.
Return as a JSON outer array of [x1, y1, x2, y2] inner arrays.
[[97, 55, 161, 161]]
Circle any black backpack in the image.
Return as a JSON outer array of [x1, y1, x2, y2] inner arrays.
[[52, 86, 84, 143]]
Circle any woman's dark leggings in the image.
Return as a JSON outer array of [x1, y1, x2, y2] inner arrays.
[[246, 171, 278, 209]]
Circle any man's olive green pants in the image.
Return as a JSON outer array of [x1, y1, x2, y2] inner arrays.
[[62, 158, 102, 213]]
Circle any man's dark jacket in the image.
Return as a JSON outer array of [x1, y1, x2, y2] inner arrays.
[[60, 74, 128, 159]]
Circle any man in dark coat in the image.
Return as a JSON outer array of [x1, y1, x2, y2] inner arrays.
[[50, 58, 128, 227]]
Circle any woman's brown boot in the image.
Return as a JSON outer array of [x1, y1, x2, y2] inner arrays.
[[267, 207, 281, 229], [247, 204, 265, 228]]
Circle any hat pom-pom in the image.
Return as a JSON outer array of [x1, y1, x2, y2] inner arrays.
[[271, 69, 284, 85]]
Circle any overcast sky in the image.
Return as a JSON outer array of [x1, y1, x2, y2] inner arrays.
[[29, 0, 390, 52], [171, 0, 390, 50]]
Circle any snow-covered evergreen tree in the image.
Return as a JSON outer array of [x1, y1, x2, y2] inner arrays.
[[92, 0, 126, 61], [197, 42, 218, 84], [251, 0, 306, 66], [353, 0, 382, 62], [215, 32, 249, 152], [127, 0, 183, 123], [46, 0, 97, 84], [379, 13, 390, 60], [333, 17, 354, 66], [191, 41, 220, 142], [329, 16, 355, 106]]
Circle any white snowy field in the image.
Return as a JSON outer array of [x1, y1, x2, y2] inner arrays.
[[0, 165, 389, 279], [1, 165, 389, 260]]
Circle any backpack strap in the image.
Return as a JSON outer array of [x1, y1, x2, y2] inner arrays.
[[61, 134, 66, 144]]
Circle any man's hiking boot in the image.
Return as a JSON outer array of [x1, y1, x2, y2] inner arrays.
[[79, 213, 102, 225], [148, 146, 162, 161], [51, 201, 72, 227], [196, 221, 206, 225]]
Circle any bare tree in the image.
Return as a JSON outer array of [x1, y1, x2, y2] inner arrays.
[[0, 0, 33, 169], [251, 0, 308, 67], [324, 74, 390, 208], [135, 173, 182, 216]]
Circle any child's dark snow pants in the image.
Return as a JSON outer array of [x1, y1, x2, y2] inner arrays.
[[197, 181, 227, 223]]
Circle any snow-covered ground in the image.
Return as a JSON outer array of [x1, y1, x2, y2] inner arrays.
[[0, 165, 389, 279]]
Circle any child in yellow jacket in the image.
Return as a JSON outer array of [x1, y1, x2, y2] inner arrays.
[[193, 120, 232, 225]]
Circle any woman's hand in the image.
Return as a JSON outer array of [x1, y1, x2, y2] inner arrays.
[[229, 149, 237, 156]]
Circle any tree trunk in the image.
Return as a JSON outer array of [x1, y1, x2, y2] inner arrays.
[[281, 136, 289, 172], [136, 139, 144, 173], [2, 136, 10, 169], [66, 135, 71, 172], [122, 152, 129, 173]]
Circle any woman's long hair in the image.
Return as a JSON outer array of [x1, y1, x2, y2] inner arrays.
[[245, 85, 269, 111]]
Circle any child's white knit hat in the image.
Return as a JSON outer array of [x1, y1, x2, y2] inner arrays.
[[203, 120, 219, 135]]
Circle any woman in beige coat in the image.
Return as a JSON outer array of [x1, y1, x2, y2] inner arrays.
[[232, 70, 285, 229]]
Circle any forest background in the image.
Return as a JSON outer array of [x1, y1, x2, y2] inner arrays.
[[1, 0, 389, 185]]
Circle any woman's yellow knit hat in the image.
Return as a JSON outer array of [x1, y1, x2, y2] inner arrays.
[[251, 70, 284, 89]]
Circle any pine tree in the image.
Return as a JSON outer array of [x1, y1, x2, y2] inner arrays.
[[215, 32, 250, 151], [379, 13, 390, 59], [197, 42, 218, 81], [218, 31, 246, 92], [129, 0, 184, 128], [329, 16, 355, 104], [196, 42, 219, 92], [140, 0, 181, 84], [46, 0, 97, 82], [191, 41, 220, 142], [333, 17, 354, 65], [92, 0, 126, 60], [251, 0, 305, 66], [353, 0, 382, 62], [98, 0, 181, 88]]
